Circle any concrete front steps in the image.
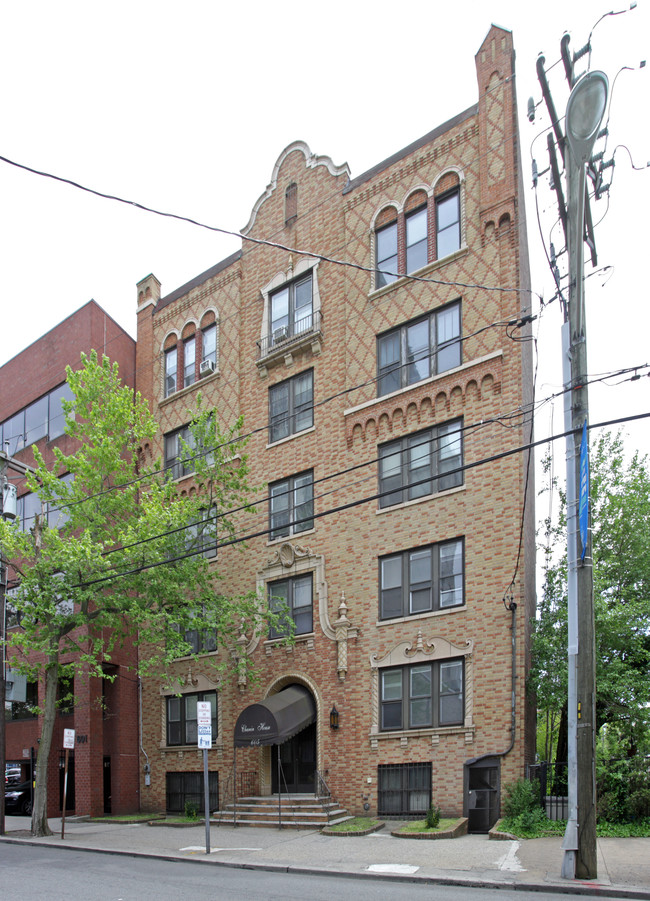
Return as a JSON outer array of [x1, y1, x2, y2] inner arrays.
[[214, 794, 352, 829]]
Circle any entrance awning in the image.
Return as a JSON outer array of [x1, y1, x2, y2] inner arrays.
[[234, 685, 315, 747]]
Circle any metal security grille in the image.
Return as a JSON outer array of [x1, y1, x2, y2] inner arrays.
[[377, 762, 431, 817], [166, 771, 219, 814]]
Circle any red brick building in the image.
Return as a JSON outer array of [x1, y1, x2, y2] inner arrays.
[[1, 300, 139, 817], [136, 26, 536, 829]]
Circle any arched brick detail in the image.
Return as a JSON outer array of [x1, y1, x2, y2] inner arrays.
[[404, 189, 427, 214], [344, 357, 503, 446]]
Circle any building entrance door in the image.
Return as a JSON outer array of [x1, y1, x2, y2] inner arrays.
[[271, 722, 316, 793]]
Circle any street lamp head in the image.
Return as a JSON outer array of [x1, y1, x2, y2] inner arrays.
[[566, 71, 609, 165]]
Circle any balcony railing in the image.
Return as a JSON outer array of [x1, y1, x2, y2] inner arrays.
[[257, 309, 323, 360]]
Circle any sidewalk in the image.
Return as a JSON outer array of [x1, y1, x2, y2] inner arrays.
[[2, 815, 650, 898]]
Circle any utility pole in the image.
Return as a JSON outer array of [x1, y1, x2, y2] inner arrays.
[[533, 30, 612, 879], [562, 70, 608, 880]]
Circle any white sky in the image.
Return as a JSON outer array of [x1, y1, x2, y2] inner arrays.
[[1, 0, 648, 464]]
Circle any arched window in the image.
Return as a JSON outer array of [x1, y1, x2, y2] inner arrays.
[[285, 182, 297, 226]]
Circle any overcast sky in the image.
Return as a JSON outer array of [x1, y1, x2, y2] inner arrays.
[[1, 0, 648, 458]]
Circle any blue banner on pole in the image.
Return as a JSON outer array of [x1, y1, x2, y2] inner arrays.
[[579, 421, 589, 561]]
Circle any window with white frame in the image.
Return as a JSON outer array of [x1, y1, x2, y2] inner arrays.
[[380, 538, 464, 620], [270, 272, 313, 346], [165, 347, 178, 397], [202, 324, 216, 368], [269, 370, 313, 443], [166, 690, 217, 746], [380, 659, 464, 730], [375, 220, 398, 289], [378, 420, 463, 508], [269, 471, 314, 540], [377, 302, 461, 397], [435, 188, 461, 258], [268, 573, 313, 639], [405, 205, 427, 274], [183, 335, 196, 388]]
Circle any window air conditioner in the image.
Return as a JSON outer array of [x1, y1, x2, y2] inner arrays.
[[273, 326, 289, 344], [200, 359, 215, 376]]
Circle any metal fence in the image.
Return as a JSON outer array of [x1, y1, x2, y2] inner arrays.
[[527, 761, 568, 821]]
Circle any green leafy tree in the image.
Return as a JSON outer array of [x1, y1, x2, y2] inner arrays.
[[0, 353, 277, 836], [530, 432, 650, 764]]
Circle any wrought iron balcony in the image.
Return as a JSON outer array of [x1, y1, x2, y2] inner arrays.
[[257, 309, 323, 361]]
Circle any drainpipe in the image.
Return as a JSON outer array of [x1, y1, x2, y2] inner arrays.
[[138, 677, 150, 807]]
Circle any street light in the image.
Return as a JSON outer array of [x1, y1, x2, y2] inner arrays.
[[561, 70, 608, 882]]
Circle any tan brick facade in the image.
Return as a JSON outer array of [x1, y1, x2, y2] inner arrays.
[[136, 26, 535, 825]]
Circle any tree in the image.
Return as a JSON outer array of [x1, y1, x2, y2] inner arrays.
[[530, 432, 650, 763], [0, 353, 275, 836]]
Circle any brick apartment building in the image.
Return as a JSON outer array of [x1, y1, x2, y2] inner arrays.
[[135, 25, 536, 830], [1, 300, 140, 817]]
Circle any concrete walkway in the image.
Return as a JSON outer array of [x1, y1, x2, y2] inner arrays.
[[2, 815, 650, 898]]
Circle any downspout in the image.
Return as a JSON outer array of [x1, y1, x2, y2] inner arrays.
[[502, 599, 518, 757], [138, 677, 150, 810]]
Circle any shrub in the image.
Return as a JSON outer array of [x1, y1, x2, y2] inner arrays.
[[184, 800, 199, 821], [502, 778, 540, 819], [425, 803, 441, 829]]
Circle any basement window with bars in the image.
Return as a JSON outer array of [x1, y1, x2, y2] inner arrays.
[[377, 762, 432, 817], [166, 771, 219, 814]]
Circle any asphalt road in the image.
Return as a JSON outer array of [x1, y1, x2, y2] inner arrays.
[[0, 842, 599, 901]]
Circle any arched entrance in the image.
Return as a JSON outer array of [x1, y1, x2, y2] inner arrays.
[[234, 683, 317, 794]]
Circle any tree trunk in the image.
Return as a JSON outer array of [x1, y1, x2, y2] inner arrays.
[[31, 656, 59, 837]]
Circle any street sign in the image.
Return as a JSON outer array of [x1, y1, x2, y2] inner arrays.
[[63, 729, 75, 749], [196, 701, 211, 725], [198, 734, 212, 749]]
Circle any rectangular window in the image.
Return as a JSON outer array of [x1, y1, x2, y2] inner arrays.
[[57, 677, 74, 715], [270, 471, 314, 540], [405, 206, 427, 273], [166, 690, 217, 746], [378, 762, 432, 816], [380, 539, 464, 620], [183, 336, 196, 388], [378, 420, 463, 508], [268, 573, 313, 639], [6, 680, 39, 721], [202, 324, 217, 367], [270, 273, 313, 345], [436, 189, 461, 258], [165, 347, 178, 397], [1, 382, 74, 452], [376, 221, 398, 288], [164, 426, 194, 480], [377, 302, 461, 397], [166, 771, 219, 814], [186, 506, 217, 560], [48, 383, 74, 440], [269, 370, 313, 444], [380, 660, 464, 731], [25, 396, 48, 446]]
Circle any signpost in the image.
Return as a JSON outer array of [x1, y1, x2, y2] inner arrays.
[[61, 729, 75, 839], [196, 702, 211, 854]]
